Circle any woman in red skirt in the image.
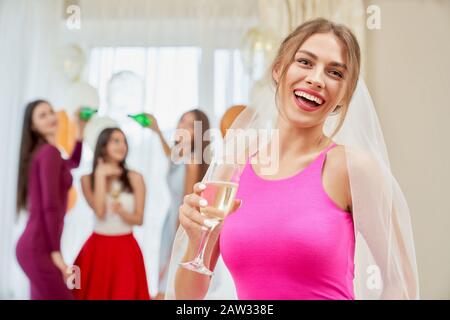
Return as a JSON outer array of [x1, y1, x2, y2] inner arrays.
[[74, 128, 150, 300]]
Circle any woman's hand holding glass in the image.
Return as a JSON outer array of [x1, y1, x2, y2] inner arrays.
[[179, 181, 242, 276]]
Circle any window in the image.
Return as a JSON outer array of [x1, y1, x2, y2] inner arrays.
[[214, 49, 251, 118], [88, 46, 201, 130]]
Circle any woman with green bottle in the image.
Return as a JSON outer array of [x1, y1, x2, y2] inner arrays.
[[79, 106, 98, 121], [141, 110, 210, 300]]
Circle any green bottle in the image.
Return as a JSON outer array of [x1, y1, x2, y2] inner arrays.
[[128, 113, 152, 127], [79, 106, 98, 121]]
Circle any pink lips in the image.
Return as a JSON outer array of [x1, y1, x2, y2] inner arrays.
[[294, 95, 319, 112], [293, 88, 326, 113]]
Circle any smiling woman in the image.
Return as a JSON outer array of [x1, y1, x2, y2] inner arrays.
[[15, 100, 85, 299], [73, 128, 150, 300], [272, 22, 360, 139], [167, 17, 419, 300]]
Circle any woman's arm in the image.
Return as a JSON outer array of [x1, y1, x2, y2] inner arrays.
[[322, 146, 353, 212], [66, 141, 83, 170], [112, 171, 146, 226], [184, 164, 200, 196], [66, 108, 87, 169], [92, 169, 108, 220], [325, 148, 417, 298], [143, 113, 171, 158], [51, 251, 69, 280], [175, 227, 222, 300], [38, 145, 69, 276], [156, 164, 199, 298], [156, 129, 172, 159], [80, 175, 96, 210], [83, 159, 122, 220], [38, 146, 63, 253], [348, 150, 418, 299], [179, 163, 200, 230], [80, 171, 108, 220], [174, 183, 242, 299]]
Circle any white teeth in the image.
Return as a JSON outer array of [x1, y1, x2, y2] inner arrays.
[[294, 91, 323, 105]]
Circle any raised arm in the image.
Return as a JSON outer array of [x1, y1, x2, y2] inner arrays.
[[143, 113, 171, 158], [81, 172, 107, 219], [66, 141, 82, 170], [83, 159, 122, 220], [66, 108, 87, 169], [155, 129, 172, 159], [112, 171, 146, 226]]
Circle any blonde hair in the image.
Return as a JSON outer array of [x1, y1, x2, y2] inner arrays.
[[271, 18, 361, 137]]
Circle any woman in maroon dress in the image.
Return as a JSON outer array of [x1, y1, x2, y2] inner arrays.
[[15, 100, 86, 300]]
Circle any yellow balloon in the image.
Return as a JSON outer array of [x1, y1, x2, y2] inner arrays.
[[56, 110, 79, 212], [56, 111, 69, 153], [56, 110, 78, 155]]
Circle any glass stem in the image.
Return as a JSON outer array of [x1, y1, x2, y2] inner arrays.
[[194, 222, 218, 265]]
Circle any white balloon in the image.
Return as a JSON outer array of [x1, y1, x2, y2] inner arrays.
[[84, 116, 118, 152], [240, 27, 278, 81], [106, 71, 144, 118], [55, 44, 86, 82], [63, 81, 100, 115]]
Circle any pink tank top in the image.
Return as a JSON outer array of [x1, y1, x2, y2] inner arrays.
[[220, 143, 355, 300]]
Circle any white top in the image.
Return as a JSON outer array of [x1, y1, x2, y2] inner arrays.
[[94, 191, 135, 235]]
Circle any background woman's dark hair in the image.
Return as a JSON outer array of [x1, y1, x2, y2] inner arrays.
[[90, 128, 133, 193], [16, 99, 49, 212], [178, 109, 210, 182]]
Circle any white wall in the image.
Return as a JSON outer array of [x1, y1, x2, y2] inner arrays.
[[365, 0, 450, 299]]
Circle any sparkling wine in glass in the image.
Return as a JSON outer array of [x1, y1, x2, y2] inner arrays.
[[179, 163, 241, 276], [199, 181, 238, 222]]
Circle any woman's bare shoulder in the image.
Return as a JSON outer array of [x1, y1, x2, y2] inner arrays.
[[323, 144, 352, 211], [326, 144, 348, 175], [325, 144, 382, 187], [128, 170, 145, 184]]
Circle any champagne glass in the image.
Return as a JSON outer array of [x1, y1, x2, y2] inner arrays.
[[179, 162, 241, 276], [110, 180, 122, 202]]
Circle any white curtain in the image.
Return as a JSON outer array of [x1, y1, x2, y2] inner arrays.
[[0, 0, 63, 299]]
